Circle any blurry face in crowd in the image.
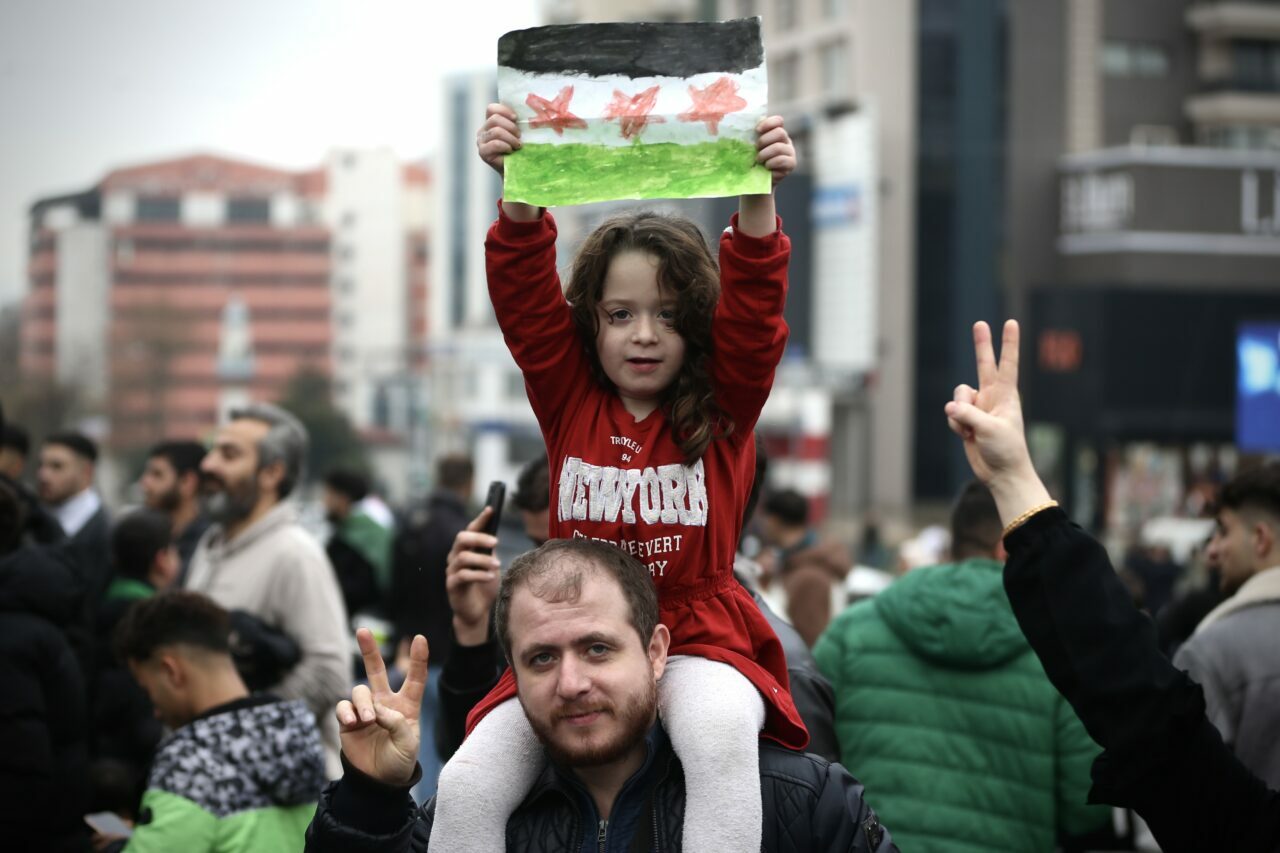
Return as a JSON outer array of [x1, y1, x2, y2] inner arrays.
[[595, 251, 686, 420], [522, 507, 550, 548], [321, 486, 352, 525], [151, 545, 180, 591], [1207, 507, 1278, 595], [129, 650, 198, 729], [511, 566, 668, 769], [37, 444, 91, 506], [201, 419, 276, 525], [0, 447, 24, 480], [140, 456, 183, 512]]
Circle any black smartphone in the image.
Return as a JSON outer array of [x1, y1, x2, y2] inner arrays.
[[478, 480, 505, 555]]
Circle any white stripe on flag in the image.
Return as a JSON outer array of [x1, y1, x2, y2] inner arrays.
[[498, 65, 768, 148]]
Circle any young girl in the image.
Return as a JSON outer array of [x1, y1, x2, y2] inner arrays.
[[429, 103, 807, 852]]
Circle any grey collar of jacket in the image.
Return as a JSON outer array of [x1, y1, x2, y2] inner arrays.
[[1195, 564, 1280, 634]]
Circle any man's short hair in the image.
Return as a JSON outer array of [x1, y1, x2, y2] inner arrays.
[[111, 509, 173, 582], [113, 590, 232, 664], [148, 440, 207, 479], [324, 468, 370, 502], [762, 488, 808, 528], [511, 455, 550, 513], [436, 453, 474, 492], [228, 403, 308, 499], [1, 422, 30, 458], [494, 538, 660, 664], [950, 480, 1003, 560], [44, 431, 98, 463], [1217, 462, 1280, 524]]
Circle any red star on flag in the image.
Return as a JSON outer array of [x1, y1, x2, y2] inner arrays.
[[602, 85, 666, 140], [526, 86, 588, 135], [677, 76, 748, 135]]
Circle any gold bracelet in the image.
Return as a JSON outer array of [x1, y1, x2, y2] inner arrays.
[[1002, 500, 1059, 539]]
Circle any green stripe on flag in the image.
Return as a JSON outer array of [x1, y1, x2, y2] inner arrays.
[[504, 139, 771, 207]]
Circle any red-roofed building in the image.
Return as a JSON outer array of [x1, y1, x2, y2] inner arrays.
[[22, 151, 430, 450]]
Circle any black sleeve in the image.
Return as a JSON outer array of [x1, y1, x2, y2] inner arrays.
[[435, 632, 505, 760], [1002, 508, 1280, 852], [304, 756, 428, 853], [787, 666, 841, 764], [810, 762, 898, 852]]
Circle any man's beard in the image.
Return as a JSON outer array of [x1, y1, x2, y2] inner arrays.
[[523, 677, 657, 769], [149, 483, 182, 513], [203, 475, 259, 525]]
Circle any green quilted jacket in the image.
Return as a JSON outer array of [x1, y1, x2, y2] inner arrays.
[[814, 558, 1109, 852]]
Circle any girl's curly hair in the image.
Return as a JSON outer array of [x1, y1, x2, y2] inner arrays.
[[564, 211, 731, 465]]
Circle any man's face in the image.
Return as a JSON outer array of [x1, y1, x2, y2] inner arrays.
[[510, 568, 668, 768], [521, 507, 550, 547], [1207, 507, 1274, 595], [0, 447, 24, 480], [321, 486, 351, 525], [129, 653, 194, 729], [201, 419, 272, 524], [140, 456, 182, 512], [37, 444, 90, 505]]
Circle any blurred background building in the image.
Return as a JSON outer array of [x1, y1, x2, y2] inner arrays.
[[6, 0, 1279, 538], [19, 151, 430, 498]]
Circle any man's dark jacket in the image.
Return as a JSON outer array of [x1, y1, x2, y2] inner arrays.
[[0, 546, 92, 852], [305, 725, 895, 852], [389, 490, 470, 654], [1004, 508, 1280, 853]]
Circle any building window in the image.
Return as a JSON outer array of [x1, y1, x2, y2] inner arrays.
[[1201, 124, 1280, 151], [823, 0, 846, 20], [226, 198, 271, 224], [774, 53, 800, 102], [136, 197, 181, 222], [737, 0, 757, 16], [341, 210, 357, 228], [776, 0, 797, 31], [337, 277, 356, 295], [1230, 39, 1280, 92], [821, 40, 850, 96], [1101, 41, 1170, 78]]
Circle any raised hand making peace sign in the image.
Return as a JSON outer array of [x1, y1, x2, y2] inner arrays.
[[336, 629, 429, 786], [944, 320, 1053, 528]]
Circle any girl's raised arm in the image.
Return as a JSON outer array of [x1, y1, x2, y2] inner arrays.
[[477, 103, 540, 222], [737, 116, 796, 237]]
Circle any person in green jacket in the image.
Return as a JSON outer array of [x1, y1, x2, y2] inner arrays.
[[814, 481, 1111, 852], [97, 590, 326, 852], [322, 469, 393, 620]]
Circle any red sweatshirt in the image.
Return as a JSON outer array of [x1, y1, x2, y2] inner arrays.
[[467, 203, 807, 750]]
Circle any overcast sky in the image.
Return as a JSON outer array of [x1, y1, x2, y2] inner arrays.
[[0, 0, 539, 306]]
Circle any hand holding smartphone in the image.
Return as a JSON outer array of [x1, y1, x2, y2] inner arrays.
[[478, 481, 505, 555]]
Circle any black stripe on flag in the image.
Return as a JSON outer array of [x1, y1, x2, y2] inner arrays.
[[498, 18, 763, 80]]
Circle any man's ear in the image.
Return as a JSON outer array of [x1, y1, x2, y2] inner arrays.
[[994, 539, 1008, 562], [1253, 518, 1278, 564], [180, 469, 201, 500], [648, 624, 671, 681], [160, 653, 186, 689], [258, 459, 286, 496]]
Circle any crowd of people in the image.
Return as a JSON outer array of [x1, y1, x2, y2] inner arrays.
[[2, 104, 1278, 853]]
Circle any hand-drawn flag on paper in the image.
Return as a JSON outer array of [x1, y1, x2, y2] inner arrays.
[[498, 18, 771, 207]]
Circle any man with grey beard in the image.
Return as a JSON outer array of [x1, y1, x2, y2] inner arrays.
[[185, 403, 350, 777]]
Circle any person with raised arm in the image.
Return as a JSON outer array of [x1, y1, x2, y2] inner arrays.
[[944, 320, 1280, 852]]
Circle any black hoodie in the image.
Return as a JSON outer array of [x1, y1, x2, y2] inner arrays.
[[0, 546, 92, 852]]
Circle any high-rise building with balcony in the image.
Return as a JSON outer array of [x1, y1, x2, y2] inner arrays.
[[1008, 0, 1280, 528]]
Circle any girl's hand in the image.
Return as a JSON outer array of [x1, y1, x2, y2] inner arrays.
[[477, 103, 522, 177], [756, 116, 796, 187]]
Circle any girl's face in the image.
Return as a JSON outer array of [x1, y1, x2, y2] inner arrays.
[[595, 250, 687, 421]]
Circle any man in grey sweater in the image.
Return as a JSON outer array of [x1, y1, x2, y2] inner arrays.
[[1174, 462, 1280, 787], [185, 403, 350, 777]]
